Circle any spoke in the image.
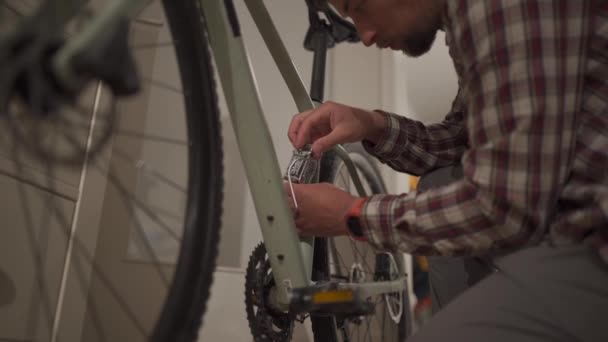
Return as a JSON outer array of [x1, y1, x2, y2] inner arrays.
[[74, 276, 110, 342], [40, 91, 180, 336], [53, 107, 90, 157], [374, 299, 385, 341], [52, 128, 175, 285], [35, 121, 173, 336], [334, 164, 350, 191], [48, 78, 175, 333], [55, 99, 117, 161], [97, 160, 182, 252], [329, 238, 350, 279], [13, 104, 93, 133], [22, 75, 58, 337], [33, 174, 59, 333], [338, 171, 349, 191], [102, 163, 183, 244], [347, 321, 355, 342], [111, 129, 187, 146], [50, 197, 149, 339], [130, 41, 176, 50], [361, 244, 371, 266], [138, 203, 183, 223], [73, 119, 188, 146], [349, 239, 358, 265], [54, 117, 188, 147], [111, 147, 187, 193], [380, 302, 386, 341], [364, 315, 372, 342], [330, 239, 347, 270], [390, 294, 401, 306], [35, 120, 141, 341], [10, 88, 108, 164], [51, 110, 184, 245], [141, 76, 183, 94], [350, 241, 373, 275], [11, 143, 55, 338], [40, 168, 112, 342]]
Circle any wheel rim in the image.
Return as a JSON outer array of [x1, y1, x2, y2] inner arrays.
[[328, 156, 404, 341]]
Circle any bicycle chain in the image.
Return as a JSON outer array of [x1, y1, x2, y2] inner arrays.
[[245, 243, 294, 342]]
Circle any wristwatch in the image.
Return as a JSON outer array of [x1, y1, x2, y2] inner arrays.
[[345, 198, 367, 241]]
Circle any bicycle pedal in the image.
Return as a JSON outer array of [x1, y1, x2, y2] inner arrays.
[[289, 282, 374, 317]]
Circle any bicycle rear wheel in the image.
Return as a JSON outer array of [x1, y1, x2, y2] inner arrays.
[[0, 1, 222, 341], [311, 143, 411, 342]]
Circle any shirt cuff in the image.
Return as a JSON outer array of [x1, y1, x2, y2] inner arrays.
[[361, 110, 405, 159], [358, 194, 403, 253]]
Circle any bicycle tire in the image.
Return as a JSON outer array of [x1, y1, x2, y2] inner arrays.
[[311, 143, 410, 342], [152, 1, 223, 341], [0, 1, 223, 341]]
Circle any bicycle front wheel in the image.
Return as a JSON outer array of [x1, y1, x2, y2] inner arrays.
[[0, 1, 222, 341], [310, 143, 411, 342]]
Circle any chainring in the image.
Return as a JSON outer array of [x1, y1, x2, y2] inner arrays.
[[245, 243, 295, 342]]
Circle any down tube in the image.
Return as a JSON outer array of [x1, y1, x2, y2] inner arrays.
[[242, 0, 320, 289], [200, 0, 311, 303]]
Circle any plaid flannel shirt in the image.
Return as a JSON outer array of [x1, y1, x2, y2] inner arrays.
[[360, 0, 608, 262]]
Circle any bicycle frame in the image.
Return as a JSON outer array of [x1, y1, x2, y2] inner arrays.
[[51, 0, 407, 311]]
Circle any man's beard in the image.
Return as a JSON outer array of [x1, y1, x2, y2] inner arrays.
[[401, 29, 438, 57]]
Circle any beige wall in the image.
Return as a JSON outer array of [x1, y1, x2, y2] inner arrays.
[[390, 32, 459, 197], [393, 32, 458, 125]]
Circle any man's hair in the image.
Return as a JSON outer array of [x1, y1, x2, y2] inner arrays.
[[307, 0, 329, 11]]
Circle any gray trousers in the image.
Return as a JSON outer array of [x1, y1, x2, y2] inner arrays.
[[409, 243, 608, 341], [417, 166, 495, 313], [427, 255, 494, 313], [414, 166, 608, 340]]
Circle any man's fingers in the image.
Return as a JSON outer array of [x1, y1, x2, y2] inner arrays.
[[311, 126, 351, 158], [288, 116, 302, 146], [295, 109, 330, 149], [288, 110, 313, 147]]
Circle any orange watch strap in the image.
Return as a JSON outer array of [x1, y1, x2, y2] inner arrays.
[[345, 198, 367, 241]]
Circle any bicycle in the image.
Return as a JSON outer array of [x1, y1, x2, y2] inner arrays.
[[0, 0, 411, 341]]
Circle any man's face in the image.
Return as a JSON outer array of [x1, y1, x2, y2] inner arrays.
[[329, 0, 443, 57]]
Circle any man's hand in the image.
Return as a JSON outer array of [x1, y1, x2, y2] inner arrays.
[[284, 182, 360, 237], [288, 101, 386, 158]]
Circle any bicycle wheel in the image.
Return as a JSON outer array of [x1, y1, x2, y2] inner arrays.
[[311, 143, 410, 342], [0, 1, 222, 341]]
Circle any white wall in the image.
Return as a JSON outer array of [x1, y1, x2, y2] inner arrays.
[[391, 32, 459, 192], [392, 32, 458, 123]]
